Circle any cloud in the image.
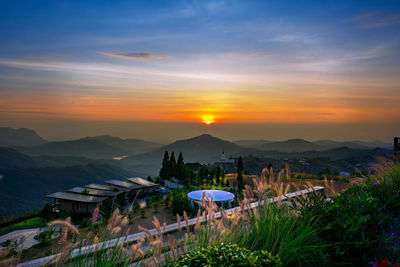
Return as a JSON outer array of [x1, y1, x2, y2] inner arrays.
[[102, 52, 168, 60], [343, 12, 400, 28]]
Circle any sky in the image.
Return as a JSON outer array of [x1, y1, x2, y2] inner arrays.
[[0, 0, 399, 142]]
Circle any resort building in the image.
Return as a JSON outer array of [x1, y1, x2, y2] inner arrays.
[[85, 183, 129, 203], [126, 177, 160, 193], [46, 177, 160, 216], [46, 192, 107, 215], [105, 179, 144, 201], [67, 187, 121, 208]]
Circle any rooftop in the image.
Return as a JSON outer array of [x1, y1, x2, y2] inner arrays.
[[67, 187, 121, 197], [85, 183, 125, 192], [126, 177, 159, 187], [46, 192, 107, 203], [105, 179, 143, 189]]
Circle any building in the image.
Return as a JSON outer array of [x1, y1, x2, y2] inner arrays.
[[85, 183, 129, 204], [105, 179, 144, 201], [46, 192, 107, 215], [219, 151, 235, 164], [126, 177, 160, 194], [67, 187, 121, 208], [46, 177, 159, 217]]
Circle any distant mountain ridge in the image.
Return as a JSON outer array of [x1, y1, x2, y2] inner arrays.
[[234, 138, 391, 151], [0, 127, 47, 147], [15, 139, 127, 159], [122, 134, 393, 175], [13, 135, 161, 159], [82, 135, 160, 154]]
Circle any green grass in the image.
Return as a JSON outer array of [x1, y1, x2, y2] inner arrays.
[[0, 217, 47, 236]]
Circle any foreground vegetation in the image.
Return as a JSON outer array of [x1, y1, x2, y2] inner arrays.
[[1, 161, 400, 266]]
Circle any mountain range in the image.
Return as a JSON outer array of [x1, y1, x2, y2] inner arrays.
[[234, 138, 392, 151], [0, 127, 394, 216], [0, 127, 161, 159], [121, 134, 393, 175]]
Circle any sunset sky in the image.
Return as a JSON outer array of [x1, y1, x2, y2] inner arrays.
[[0, 0, 399, 142]]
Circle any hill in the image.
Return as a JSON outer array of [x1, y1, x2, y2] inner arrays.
[[122, 134, 251, 175], [0, 163, 133, 217], [0, 147, 37, 169], [121, 134, 393, 175], [236, 138, 391, 152], [260, 139, 326, 152], [0, 127, 47, 147], [15, 139, 128, 159], [82, 135, 161, 155], [234, 139, 272, 148], [299, 147, 392, 160]]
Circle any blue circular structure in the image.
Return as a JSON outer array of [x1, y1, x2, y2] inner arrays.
[[187, 190, 235, 202]]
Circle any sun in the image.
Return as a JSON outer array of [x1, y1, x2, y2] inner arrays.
[[201, 115, 216, 125]]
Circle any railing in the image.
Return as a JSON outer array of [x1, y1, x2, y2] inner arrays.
[[18, 186, 324, 267]]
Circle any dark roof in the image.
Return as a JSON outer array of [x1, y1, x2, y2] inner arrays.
[[105, 179, 143, 189], [85, 183, 126, 192], [46, 192, 107, 203], [126, 177, 159, 187], [67, 187, 121, 197]]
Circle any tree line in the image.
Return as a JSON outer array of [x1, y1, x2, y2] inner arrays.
[[159, 150, 244, 190]]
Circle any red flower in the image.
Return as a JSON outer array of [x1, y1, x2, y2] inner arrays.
[[375, 259, 389, 267], [392, 264, 400, 267]]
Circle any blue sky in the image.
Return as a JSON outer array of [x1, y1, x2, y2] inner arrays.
[[0, 0, 399, 141]]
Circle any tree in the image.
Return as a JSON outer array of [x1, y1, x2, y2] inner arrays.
[[160, 151, 169, 180], [169, 152, 177, 178], [215, 166, 222, 185], [209, 170, 215, 185], [176, 152, 185, 182], [41, 203, 55, 222], [177, 152, 184, 166], [197, 166, 208, 185], [237, 157, 244, 190], [133, 201, 140, 213], [147, 176, 153, 182]]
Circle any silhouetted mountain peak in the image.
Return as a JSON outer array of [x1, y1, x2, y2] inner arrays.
[[0, 127, 47, 147]]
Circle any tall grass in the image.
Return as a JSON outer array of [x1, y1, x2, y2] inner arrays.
[[2, 164, 358, 267], [222, 203, 325, 266]]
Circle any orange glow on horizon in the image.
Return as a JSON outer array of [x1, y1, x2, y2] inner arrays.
[[201, 115, 216, 125]]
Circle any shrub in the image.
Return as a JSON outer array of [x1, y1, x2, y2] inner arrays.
[[223, 203, 326, 266], [172, 243, 281, 267], [299, 162, 400, 265], [34, 228, 55, 246]]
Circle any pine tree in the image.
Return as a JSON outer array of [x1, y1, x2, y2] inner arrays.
[[169, 152, 177, 179], [160, 151, 169, 180], [177, 152, 184, 166], [176, 152, 184, 182], [237, 157, 244, 190]]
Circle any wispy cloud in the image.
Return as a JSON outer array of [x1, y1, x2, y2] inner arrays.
[[344, 12, 400, 28], [102, 52, 168, 60]]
